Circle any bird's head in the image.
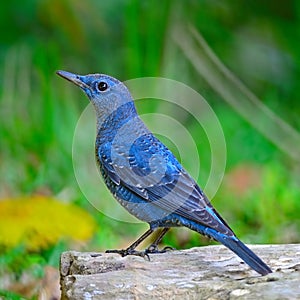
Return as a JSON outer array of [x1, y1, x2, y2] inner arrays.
[[56, 70, 134, 117]]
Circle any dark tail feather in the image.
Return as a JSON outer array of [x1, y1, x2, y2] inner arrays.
[[181, 219, 272, 275], [216, 234, 272, 275]]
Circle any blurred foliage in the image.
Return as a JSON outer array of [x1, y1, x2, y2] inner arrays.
[[219, 163, 300, 243], [0, 196, 96, 250], [0, 0, 299, 298], [0, 289, 27, 300], [0, 245, 45, 280]]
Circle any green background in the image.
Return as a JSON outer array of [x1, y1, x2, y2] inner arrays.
[[0, 1, 299, 298]]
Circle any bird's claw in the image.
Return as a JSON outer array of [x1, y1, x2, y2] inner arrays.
[[145, 244, 159, 253], [105, 244, 175, 260], [145, 244, 176, 254], [162, 245, 176, 251], [105, 248, 150, 260]]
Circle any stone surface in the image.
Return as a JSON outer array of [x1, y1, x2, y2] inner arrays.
[[60, 244, 300, 299]]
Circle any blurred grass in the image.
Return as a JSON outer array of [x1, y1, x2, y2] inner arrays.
[[0, 0, 300, 297]]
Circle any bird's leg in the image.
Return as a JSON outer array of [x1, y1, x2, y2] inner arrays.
[[145, 228, 175, 254], [106, 228, 154, 259]]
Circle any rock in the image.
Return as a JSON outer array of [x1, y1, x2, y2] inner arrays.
[[60, 244, 300, 299]]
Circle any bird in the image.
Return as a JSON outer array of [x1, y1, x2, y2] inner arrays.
[[56, 70, 272, 276]]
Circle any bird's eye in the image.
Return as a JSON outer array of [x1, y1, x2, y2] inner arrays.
[[97, 81, 108, 91]]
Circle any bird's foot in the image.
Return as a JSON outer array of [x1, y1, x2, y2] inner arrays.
[[105, 244, 175, 260], [105, 248, 150, 260], [145, 244, 176, 254]]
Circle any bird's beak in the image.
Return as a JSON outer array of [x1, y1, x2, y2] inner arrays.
[[56, 70, 89, 90]]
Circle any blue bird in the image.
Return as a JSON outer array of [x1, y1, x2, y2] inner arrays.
[[57, 70, 272, 275]]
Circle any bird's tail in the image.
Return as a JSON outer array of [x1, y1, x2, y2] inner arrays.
[[213, 233, 272, 275], [187, 220, 272, 275]]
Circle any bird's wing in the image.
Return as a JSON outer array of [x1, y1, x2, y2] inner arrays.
[[99, 133, 234, 236]]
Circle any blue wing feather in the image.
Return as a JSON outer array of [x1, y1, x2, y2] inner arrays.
[[98, 132, 234, 236]]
